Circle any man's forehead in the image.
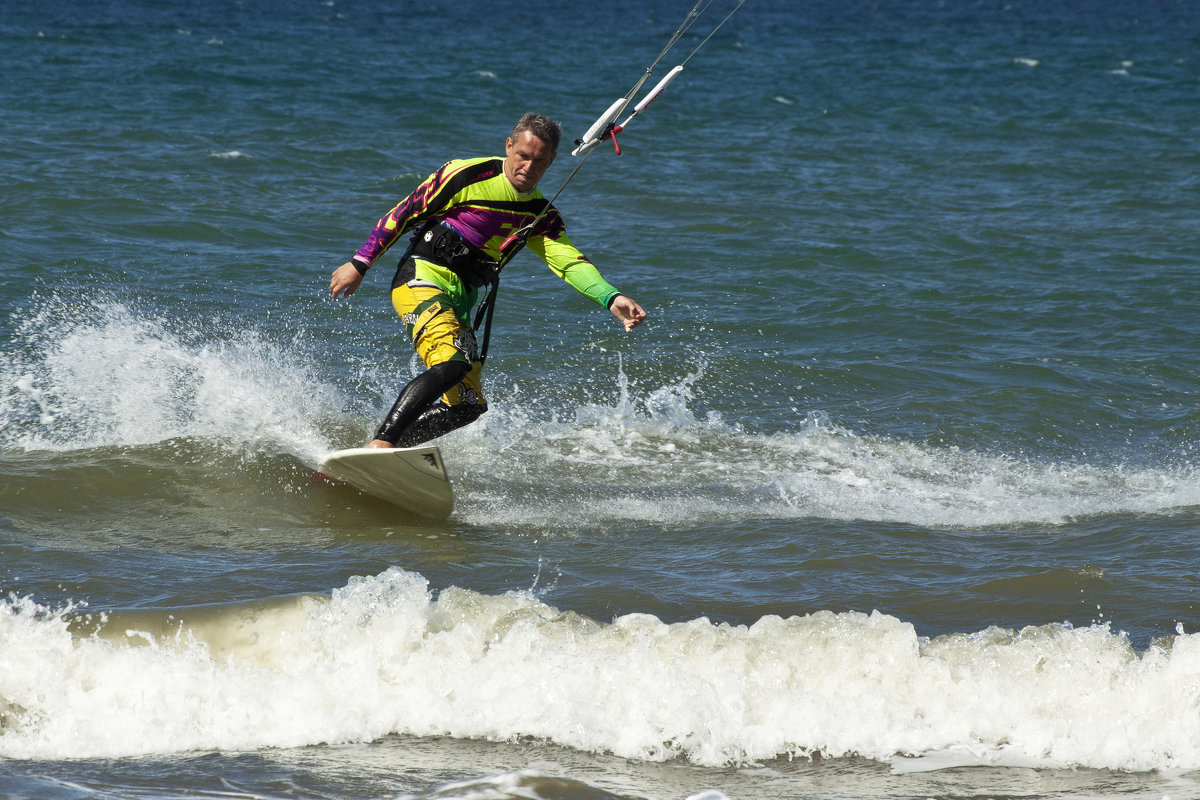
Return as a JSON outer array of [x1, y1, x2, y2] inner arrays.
[[510, 131, 553, 151]]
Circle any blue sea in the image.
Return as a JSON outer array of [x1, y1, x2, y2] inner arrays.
[[3, 0, 1200, 798]]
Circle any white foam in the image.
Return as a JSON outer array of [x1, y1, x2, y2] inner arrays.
[[3, 569, 1200, 770], [761, 417, 1200, 527], [446, 378, 1200, 529]]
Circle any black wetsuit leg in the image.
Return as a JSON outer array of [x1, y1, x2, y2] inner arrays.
[[374, 361, 471, 445], [393, 402, 486, 448]]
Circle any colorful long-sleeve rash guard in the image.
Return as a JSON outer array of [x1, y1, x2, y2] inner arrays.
[[352, 156, 620, 313]]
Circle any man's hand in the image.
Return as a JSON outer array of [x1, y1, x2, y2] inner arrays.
[[330, 261, 365, 299], [609, 294, 647, 332]]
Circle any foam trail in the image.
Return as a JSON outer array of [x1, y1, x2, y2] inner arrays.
[[448, 364, 1200, 529], [3, 568, 1200, 770]]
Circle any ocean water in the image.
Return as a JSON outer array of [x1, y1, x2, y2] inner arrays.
[[2, 0, 1199, 798]]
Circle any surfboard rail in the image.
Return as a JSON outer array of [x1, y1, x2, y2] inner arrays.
[[319, 445, 453, 519]]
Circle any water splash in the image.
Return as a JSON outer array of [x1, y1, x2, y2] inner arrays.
[[1, 293, 338, 462]]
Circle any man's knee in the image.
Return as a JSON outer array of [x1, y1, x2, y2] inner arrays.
[[394, 400, 486, 448], [427, 359, 471, 393]]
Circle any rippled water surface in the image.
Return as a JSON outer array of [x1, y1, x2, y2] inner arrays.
[[3, 0, 1199, 798]]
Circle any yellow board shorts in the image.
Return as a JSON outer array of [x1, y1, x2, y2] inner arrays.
[[390, 282, 486, 409]]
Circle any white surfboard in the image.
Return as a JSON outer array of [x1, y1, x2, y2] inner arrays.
[[320, 445, 453, 519]]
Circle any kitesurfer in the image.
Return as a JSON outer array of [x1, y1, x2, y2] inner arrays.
[[329, 112, 647, 449]]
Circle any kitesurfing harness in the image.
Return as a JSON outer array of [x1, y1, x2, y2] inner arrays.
[[470, 0, 747, 362], [410, 219, 500, 289]]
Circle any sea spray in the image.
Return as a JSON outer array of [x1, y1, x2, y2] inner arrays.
[[1, 294, 339, 461]]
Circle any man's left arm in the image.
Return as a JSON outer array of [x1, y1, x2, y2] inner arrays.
[[608, 294, 647, 331], [529, 232, 647, 331]]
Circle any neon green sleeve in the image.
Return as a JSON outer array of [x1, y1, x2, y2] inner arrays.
[[526, 230, 621, 309]]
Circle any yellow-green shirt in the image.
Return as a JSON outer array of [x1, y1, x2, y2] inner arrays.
[[353, 156, 620, 314]]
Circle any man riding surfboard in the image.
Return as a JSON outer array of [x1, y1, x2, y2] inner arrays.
[[328, 112, 647, 449]]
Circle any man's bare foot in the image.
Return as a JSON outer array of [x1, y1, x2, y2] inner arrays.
[[367, 439, 393, 449]]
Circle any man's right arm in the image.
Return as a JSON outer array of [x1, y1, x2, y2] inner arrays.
[[328, 182, 428, 300], [330, 260, 366, 299], [352, 160, 469, 268], [329, 159, 471, 296]]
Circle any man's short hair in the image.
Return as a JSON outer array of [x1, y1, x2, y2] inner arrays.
[[511, 112, 562, 153]]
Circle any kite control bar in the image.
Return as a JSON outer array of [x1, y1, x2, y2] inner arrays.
[[571, 65, 685, 157], [494, 66, 683, 255], [478, 1, 745, 364]]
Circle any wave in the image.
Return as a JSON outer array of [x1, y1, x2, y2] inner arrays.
[[3, 295, 1197, 528], [1, 567, 1197, 770]]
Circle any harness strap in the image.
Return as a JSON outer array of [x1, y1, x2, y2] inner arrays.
[[473, 225, 533, 363], [475, 280, 501, 363]]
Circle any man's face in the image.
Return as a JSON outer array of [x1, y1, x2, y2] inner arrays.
[[504, 130, 556, 192]]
